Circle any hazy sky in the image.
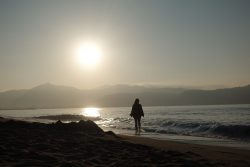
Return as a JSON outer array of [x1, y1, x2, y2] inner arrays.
[[1, 0, 250, 91]]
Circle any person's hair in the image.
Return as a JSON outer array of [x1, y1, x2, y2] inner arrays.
[[134, 98, 139, 105]]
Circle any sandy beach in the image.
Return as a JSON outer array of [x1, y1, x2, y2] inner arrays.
[[0, 117, 249, 167], [120, 135, 250, 167]]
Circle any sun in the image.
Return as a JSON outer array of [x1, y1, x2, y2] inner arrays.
[[76, 42, 103, 68]]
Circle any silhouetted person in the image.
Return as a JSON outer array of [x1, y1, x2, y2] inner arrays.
[[130, 98, 144, 133]]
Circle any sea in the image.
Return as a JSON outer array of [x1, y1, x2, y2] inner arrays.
[[1, 104, 250, 150]]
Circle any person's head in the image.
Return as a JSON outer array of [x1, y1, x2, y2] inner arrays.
[[134, 98, 139, 105]]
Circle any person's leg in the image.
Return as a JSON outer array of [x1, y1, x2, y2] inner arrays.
[[134, 118, 138, 131], [138, 117, 141, 131]]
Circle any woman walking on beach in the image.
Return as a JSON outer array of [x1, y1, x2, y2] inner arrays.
[[130, 98, 144, 133]]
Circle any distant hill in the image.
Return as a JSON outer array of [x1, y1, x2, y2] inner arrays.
[[0, 83, 250, 109]]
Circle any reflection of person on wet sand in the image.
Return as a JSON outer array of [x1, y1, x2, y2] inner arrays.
[[130, 98, 144, 134]]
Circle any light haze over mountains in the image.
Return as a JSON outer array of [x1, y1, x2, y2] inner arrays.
[[0, 83, 249, 109]]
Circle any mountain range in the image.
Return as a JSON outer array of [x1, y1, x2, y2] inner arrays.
[[0, 83, 250, 109]]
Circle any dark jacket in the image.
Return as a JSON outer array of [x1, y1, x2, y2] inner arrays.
[[130, 104, 144, 118]]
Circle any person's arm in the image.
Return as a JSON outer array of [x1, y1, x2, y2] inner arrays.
[[140, 104, 144, 117], [130, 105, 134, 117]]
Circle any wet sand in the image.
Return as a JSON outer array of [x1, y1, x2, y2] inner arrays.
[[0, 117, 249, 167], [120, 135, 250, 167]]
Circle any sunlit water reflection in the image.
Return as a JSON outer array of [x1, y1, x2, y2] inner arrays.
[[81, 107, 101, 118]]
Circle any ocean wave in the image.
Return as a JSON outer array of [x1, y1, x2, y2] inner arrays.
[[108, 117, 250, 140], [160, 121, 219, 132], [160, 121, 250, 139], [142, 123, 250, 139], [213, 125, 250, 139]]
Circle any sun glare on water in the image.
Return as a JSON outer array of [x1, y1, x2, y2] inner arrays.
[[81, 108, 101, 118], [75, 42, 103, 69]]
